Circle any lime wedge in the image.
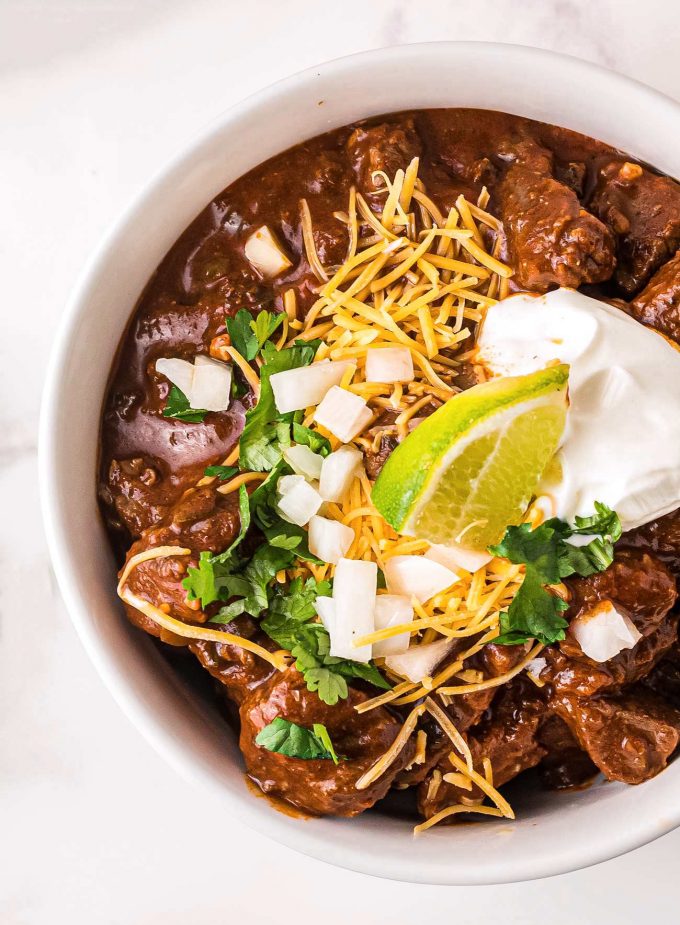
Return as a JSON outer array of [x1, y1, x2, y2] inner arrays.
[[372, 365, 569, 550]]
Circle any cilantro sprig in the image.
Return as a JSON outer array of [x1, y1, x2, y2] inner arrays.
[[490, 502, 622, 646], [204, 464, 238, 480], [226, 309, 284, 361], [255, 717, 340, 763], [162, 385, 208, 423]]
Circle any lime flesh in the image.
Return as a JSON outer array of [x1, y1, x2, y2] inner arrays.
[[371, 365, 569, 550]]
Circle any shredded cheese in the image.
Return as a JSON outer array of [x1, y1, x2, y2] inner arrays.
[[413, 803, 504, 834], [354, 703, 426, 790]]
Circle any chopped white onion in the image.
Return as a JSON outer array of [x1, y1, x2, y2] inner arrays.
[[385, 638, 454, 683], [330, 558, 377, 663], [425, 542, 492, 574], [571, 601, 642, 663], [318, 445, 363, 502], [384, 555, 459, 603], [155, 357, 195, 396], [526, 656, 547, 677], [314, 386, 373, 443], [244, 225, 292, 278], [276, 475, 322, 527], [155, 355, 232, 412], [308, 515, 354, 565], [373, 594, 413, 657], [190, 355, 232, 412], [365, 347, 414, 384], [270, 361, 351, 414], [314, 595, 335, 633], [282, 444, 324, 481]]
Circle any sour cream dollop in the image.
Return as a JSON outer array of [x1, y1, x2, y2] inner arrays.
[[476, 288, 680, 531]]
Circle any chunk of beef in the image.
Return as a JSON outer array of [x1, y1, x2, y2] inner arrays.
[[566, 549, 677, 643], [120, 485, 275, 697], [494, 138, 615, 291], [589, 161, 680, 294], [625, 509, 680, 575], [628, 249, 680, 343], [418, 678, 546, 820], [239, 667, 414, 816], [642, 646, 680, 709], [537, 715, 598, 790], [189, 626, 276, 704], [543, 549, 678, 696], [396, 643, 529, 789], [363, 433, 398, 480], [346, 120, 422, 197], [100, 456, 177, 538], [545, 620, 678, 698], [551, 689, 680, 784]]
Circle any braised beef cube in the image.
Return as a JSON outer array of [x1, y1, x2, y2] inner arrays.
[[396, 644, 526, 790], [551, 689, 680, 784], [642, 646, 680, 710], [496, 163, 615, 291], [555, 160, 587, 197], [537, 715, 598, 790], [543, 549, 678, 696], [625, 508, 680, 574], [119, 485, 275, 699], [589, 160, 680, 294], [418, 678, 546, 820], [346, 120, 422, 196], [545, 620, 678, 698], [102, 456, 176, 538], [121, 484, 242, 635], [239, 667, 414, 816], [565, 549, 677, 644], [628, 249, 680, 343], [363, 433, 398, 480], [190, 622, 276, 704]]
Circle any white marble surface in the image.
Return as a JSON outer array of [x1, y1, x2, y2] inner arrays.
[[3, 0, 680, 921]]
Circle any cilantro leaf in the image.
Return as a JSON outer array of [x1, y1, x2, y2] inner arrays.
[[495, 569, 569, 646], [303, 668, 348, 707], [162, 385, 208, 423], [312, 723, 340, 764], [491, 502, 622, 647], [210, 543, 297, 623], [558, 537, 615, 579], [255, 717, 340, 763], [204, 464, 238, 480], [262, 576, 332, 646], [183, 551, 220, 608], [211, 485, 251, 564], [263, 612, 390, 705], [292, 422, 331, 456], [572, 501, 622, 541], [239, 341, 317, 472], [226, 309, 259, 361], [252, 310, 284, 351], [489, 520, 568, 585]]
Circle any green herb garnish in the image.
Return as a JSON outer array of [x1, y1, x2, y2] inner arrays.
[[239, 340, 318, 471], [226, 309, 285, 362], [162, 385, 207, 423], [490, 502, 622, 646], [255, 717, 340, 764], [262, 596, 390, 706], [204, 464, 239, 480]]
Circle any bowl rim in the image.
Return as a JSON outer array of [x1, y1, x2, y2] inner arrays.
[[39, 41, 680, 885]]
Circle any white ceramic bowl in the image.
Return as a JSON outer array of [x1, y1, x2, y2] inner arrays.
[[40, 42, 680, 885]]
